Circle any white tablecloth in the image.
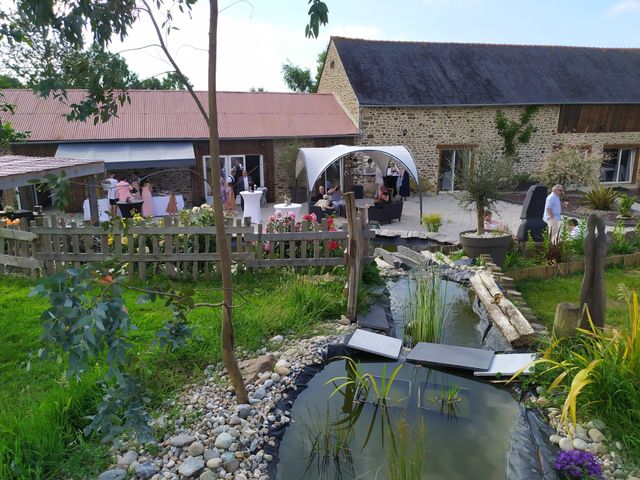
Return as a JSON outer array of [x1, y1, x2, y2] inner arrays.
[[273, 203, 302, 220], [240, 191, 263, 224], [84, 195, 185, 222]]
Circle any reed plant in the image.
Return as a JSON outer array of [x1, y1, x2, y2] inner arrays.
[[404, 269, 452, 345], [510, 287, 640, 461], [301, 407, 354, 479], [386, 418, 426, 480]]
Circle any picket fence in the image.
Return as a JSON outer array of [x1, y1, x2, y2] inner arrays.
[[0, 214, 374, 280]]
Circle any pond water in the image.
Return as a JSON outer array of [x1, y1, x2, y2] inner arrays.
[[276, 359, 520, 480], [275, 275, 522, 479]]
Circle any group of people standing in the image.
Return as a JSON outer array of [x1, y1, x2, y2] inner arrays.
[[375, 163, 410, 202], [104, 173, 154, 217], [220, 165, 256, 213]]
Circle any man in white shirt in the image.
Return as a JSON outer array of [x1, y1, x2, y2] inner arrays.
[[543, 184, 564, 243], [105, 173, 118, 216]]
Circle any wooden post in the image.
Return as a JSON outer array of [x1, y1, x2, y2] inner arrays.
[[553, 302, 580, 338], [87, 175, 100, 225], [345, 192, 360, 322]]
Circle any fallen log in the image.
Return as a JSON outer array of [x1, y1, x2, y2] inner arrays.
[[478, 272, 535, 342], [470, 274, 520, 345]]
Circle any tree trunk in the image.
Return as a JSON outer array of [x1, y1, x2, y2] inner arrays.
[[476, 202, 485, 235], [208, 0, 248, 404]]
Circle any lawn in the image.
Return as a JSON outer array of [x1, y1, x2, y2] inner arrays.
[[516, 267, 640, 330], [0, 267, 359, 479]]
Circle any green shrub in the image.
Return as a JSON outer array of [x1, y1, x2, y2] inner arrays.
[[538, 145, 603, 188], [421, 213, 442, 232], [618, 193, 635, 217], [585, 186, 618, 210]]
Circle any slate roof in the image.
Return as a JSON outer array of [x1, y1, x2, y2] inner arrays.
[[0, 89, 358, 142], [331, 37, 640, 107]]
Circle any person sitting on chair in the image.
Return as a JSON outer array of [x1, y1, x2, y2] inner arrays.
[[567, 218, 580, 238], [314, 194, 336, 212], [327, 184, 345, 214], [313, 185, 325, 202], [373, 185, 390, 206]]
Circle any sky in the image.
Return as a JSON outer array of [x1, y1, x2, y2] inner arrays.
[[109, 0, 640, 92]]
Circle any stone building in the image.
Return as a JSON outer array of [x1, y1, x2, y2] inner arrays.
[[1, 89, 357, 210], [318, 37, 640, 191]]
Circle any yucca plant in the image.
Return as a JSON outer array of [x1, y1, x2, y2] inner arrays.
[[584, 186, 618, 210]]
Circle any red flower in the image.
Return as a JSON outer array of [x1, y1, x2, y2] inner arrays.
[[101, 274, 114, 284], [302, 214, 313, 221], [326, 217, 334, 226], [328, 240, 339, 251]]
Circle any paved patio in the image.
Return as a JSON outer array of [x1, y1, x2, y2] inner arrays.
[[258, 193, 524, 245]]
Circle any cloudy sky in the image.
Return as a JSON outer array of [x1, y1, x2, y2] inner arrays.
[[112, 0, 640, 92]]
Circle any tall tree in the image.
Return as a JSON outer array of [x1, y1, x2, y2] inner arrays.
[[1, 0, 328, 415], [281, 50, 326, 93]]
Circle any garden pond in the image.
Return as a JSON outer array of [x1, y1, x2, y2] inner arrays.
[[273, 275, 553, 479]]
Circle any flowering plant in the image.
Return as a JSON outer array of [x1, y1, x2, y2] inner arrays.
[[179, 204, 216, 226], [554, 450, 603, 480]]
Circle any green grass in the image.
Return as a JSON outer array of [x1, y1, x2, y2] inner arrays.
[[516, 267, 640, 330], [0, 268, 349, 479]]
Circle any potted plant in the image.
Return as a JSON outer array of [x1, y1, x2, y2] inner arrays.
[[457, 147, 515, 267]]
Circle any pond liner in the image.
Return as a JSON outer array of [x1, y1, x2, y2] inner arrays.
[[507, 407, 559, 480], [265, 342, 350, 479], [267, 342, 555, 480]]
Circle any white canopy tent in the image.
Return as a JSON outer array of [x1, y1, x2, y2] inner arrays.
[[295, 145, 423, 216]]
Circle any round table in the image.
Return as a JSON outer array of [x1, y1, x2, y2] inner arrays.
[[240, 191, 263, 224], [273, 203, 302, 220]]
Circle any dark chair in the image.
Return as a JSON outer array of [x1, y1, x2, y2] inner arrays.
[[368, 200, 403, 224], [309, 205, 335, 220]]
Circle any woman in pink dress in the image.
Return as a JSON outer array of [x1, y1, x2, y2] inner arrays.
[[115, 178, 132, 202], [141, 179, 153, 217], [224, 181, 235, 213]]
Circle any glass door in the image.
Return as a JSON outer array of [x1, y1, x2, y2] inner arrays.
[[439, 149, 470, 191], [602, 148, 635, 183]]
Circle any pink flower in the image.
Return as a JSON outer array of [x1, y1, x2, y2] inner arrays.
[[326, 217, 334, 226], [310, 213, 317, 222], [288, 211, 296, 219], [275, 210, 283, 218], [302, 214, 312, 221], [264, 241, 270, 253], [268, 214, 276, 222]]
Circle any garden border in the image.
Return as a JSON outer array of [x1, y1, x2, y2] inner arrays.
[[505, 252, 640, 281]]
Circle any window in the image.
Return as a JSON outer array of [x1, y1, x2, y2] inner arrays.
[[601, 148, 636, 183], [438, 148, 471, 191]]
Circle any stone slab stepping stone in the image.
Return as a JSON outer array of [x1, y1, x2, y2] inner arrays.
[[347, 329, 402, 360], [357, 304, 390, 332], [473, 353, 537, 377], [406, 342, 494, 371]]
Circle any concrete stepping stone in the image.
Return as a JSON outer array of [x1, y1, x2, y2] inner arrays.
[[347, 329, 403, 360], [357, 304, 391, 333], [406, 342, 494, 371], [474, 353, 537, 377]]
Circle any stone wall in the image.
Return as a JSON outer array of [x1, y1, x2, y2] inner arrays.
[[317, 42, 360, 126], [113, 168, 195, 206], [357, 105, 640, 190]]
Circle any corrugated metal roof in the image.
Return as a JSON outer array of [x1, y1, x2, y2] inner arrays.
[[0, 89, 358, 142], [332, 37, 640, 106], [0, 155, 104, 189]]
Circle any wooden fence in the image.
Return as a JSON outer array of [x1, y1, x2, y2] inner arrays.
[[0, 222, 41, 276], [505, 252, 640, 281], [0, 213, 374, 280]]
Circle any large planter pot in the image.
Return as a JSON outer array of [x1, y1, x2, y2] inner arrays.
[[459, 230, 513, 267]]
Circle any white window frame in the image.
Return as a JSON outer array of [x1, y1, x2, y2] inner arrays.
[[601, 148, 636, 184]]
